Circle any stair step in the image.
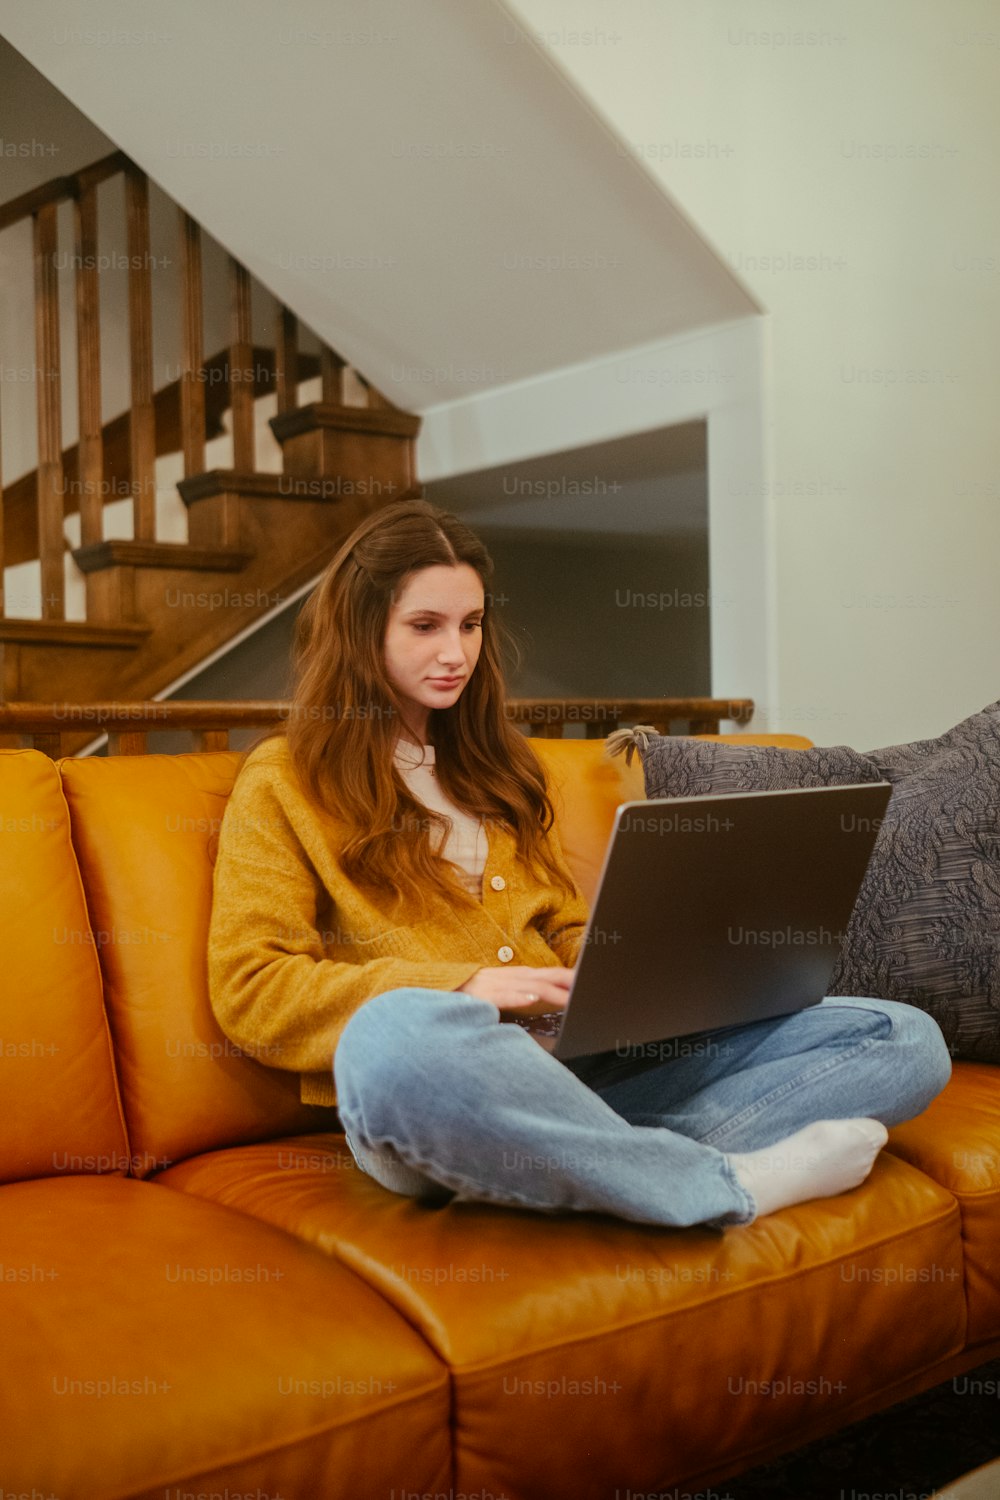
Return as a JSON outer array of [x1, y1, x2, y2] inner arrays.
[[72, 540, 255, 574], [176, 471, 301, 505], [0, 619, 150, 649], [176, 469, 412, 505], [270, 402, 420, 444]]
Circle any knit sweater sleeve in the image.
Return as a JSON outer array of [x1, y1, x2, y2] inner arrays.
[[207, 767, 483, 1076]]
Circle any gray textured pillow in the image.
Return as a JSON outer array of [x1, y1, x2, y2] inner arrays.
[[607, 703, 1000, 1062]]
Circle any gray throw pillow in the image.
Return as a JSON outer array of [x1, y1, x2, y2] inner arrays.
[[606, 703, 1000, 1062]]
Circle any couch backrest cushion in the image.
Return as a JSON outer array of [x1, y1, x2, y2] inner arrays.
[[59, 751, 334, 1177], [531, 734, 814, 906], [0, 751, 129, 1184], [530, 739, 646, 905]]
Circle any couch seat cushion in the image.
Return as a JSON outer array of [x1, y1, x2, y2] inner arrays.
[[888, 1061, 1000, 1345], [160, 1134, 964, 1498], [0, 1175, 448, 1500]]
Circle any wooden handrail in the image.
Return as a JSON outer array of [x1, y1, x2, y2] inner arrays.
[[0, 697, 754, 757], [73, 151, 132, 197], [0, 150, 129, 232]]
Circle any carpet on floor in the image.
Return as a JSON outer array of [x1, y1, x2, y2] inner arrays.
[[722, 1356, 1000, 1499]]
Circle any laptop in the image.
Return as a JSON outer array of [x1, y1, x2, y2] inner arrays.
[[534, 782, 893, 1062]]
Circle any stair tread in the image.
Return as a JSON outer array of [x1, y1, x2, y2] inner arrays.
[[72, 540, 254, 574], [177, 469, 418, 504], [270, 401, 420, 442], [177, 470, 301, 503], [0, 619, 150, 647]]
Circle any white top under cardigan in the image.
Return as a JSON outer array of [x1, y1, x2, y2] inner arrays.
[[392, 739, 487, 899]]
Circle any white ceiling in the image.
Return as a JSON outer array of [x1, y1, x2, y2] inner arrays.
[[0, 0, 757, 411]]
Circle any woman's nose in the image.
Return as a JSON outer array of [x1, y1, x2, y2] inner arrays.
[[437, 638, 464, 662]]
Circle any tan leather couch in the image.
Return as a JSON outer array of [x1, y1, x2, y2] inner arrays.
[[2, 735, 998, 1499]]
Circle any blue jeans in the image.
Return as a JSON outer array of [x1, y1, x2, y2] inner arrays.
[[332, 989, 952, 1229]]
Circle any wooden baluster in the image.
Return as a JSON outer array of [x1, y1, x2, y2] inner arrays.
[[193, 728, 230, 751], [0, 369, 4, 617], [33, 201, 65, 620], [0, 387, 4, 621], [125, 167, 156, 538], [106, 729, 149, 755], [74, 181, 104, 547], [320, 344, 345, 405], [362, 378, 391, 411], [275, 305, 298, 416], [30, 731, 63, 758], [179, 212, 206, 477], [229, 258, 254, 471]]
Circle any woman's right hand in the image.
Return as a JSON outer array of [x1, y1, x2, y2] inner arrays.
[[456, 965, 574, 1017]]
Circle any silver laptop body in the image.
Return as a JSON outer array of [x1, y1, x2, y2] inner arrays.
[[549, 782, 893, 1061]]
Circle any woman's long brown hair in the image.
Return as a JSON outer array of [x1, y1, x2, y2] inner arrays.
[[284, 497, 576, 918]]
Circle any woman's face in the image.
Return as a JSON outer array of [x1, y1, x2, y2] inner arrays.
[[383, 563, 486, 740]]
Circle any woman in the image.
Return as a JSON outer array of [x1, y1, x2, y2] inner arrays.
[[208, 498, 951, 1229]]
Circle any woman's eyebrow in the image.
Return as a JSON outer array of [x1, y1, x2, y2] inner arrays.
[[401, 606, 485, 619]]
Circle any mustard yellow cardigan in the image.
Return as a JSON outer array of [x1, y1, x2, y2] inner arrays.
[[208, 738, 589, 1106]]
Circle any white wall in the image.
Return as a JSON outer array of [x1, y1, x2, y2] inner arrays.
[[505, 0, 1000, 746], [419, 318, 773, 713]]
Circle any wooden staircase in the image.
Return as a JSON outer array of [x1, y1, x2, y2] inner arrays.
[[0, 151, 419, 721]]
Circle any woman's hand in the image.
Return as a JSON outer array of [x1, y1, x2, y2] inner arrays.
[[456, 965, 574, 1017]]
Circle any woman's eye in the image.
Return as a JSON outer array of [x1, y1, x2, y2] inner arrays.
[[411, 620, 481, 632]]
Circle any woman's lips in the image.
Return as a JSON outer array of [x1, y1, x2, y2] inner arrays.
[[428, 676, 463, 687]]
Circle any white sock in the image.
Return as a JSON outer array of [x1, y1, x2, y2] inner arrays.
[[727, 1117, 889, 1219]]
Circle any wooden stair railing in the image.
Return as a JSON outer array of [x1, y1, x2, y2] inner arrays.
[[0, 698, 754, 758], [0, 151, 420, 710], [1, 345, 322, 571]]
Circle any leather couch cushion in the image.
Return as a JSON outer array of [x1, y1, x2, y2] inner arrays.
[[160, 1133, 964, 1498], [0, 750, 128, 1184], [888, 1060, 1000, 1345], [531, 735, 813, 905], [0, 1174, 449, 1499], [59, 752, 336, 1176], [530, 737, 645, 905]]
